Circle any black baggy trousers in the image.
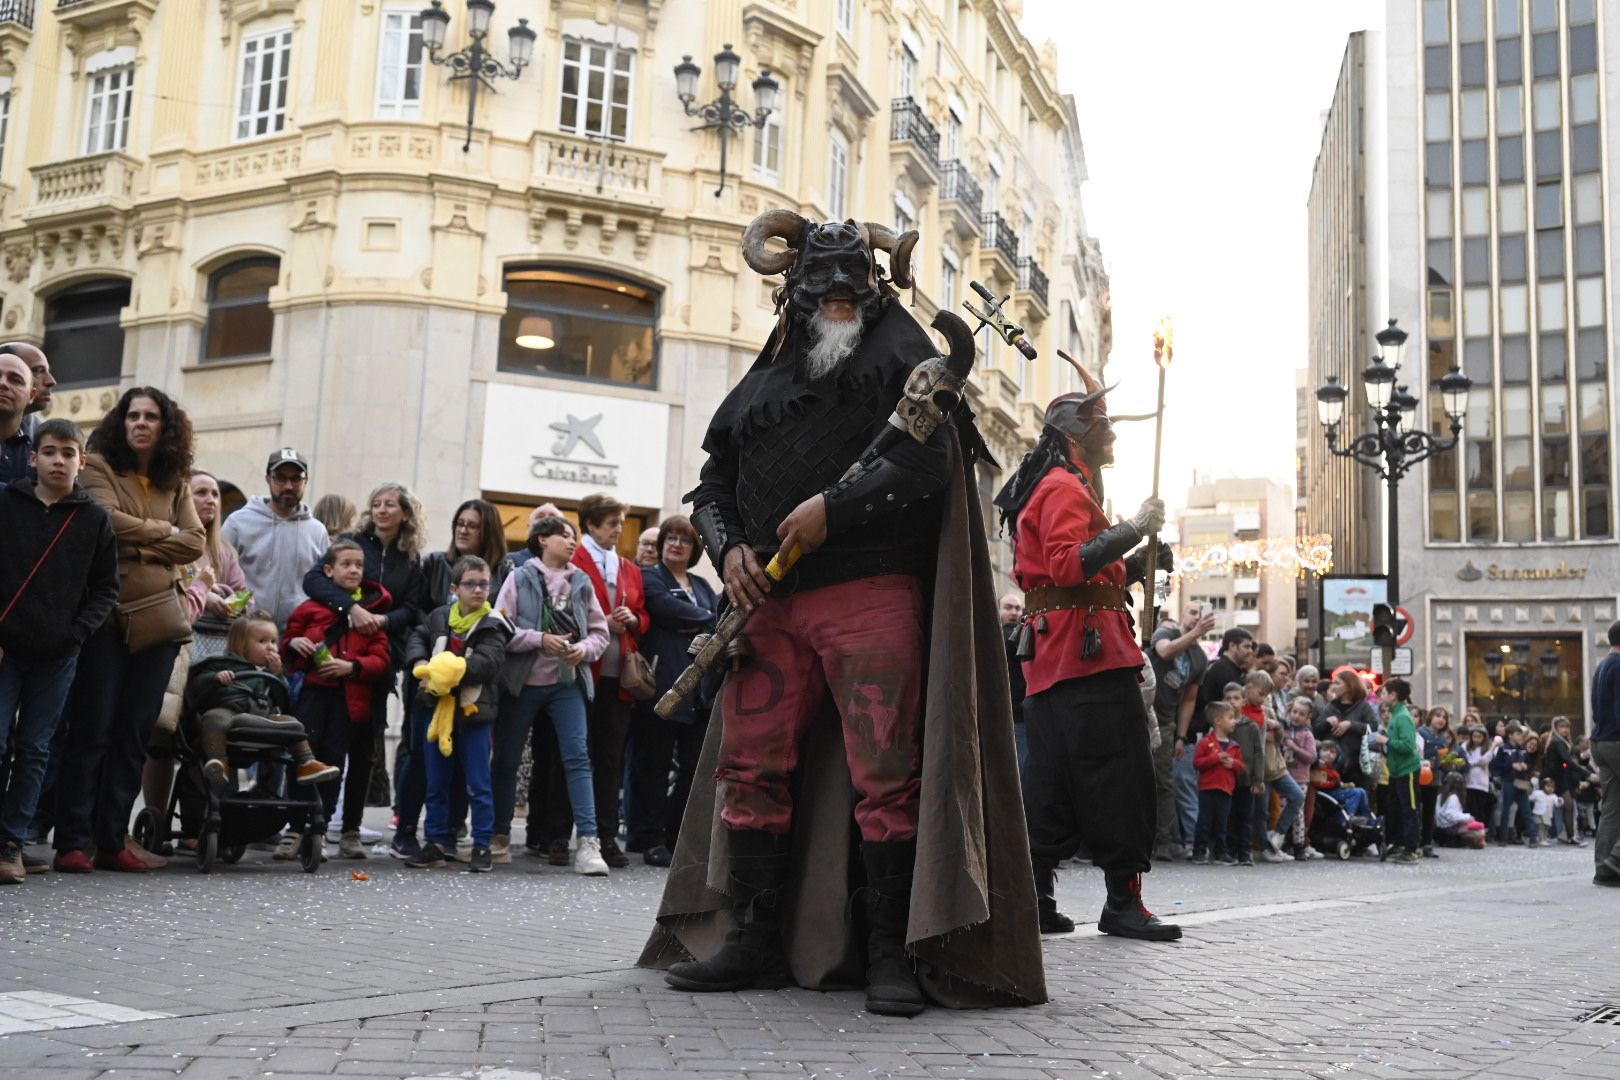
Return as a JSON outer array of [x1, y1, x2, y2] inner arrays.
[[1021, 667, 1156, 875]]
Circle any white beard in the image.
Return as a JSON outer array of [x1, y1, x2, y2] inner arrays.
[[804, 311, 863, 379]]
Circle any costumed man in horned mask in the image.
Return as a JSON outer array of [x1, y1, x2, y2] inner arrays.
[[994, 352, 1182, 941], [639, 212, 1046, 1015]]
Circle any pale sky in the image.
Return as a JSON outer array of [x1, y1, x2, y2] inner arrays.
[[1018, 0, 1385, 517]]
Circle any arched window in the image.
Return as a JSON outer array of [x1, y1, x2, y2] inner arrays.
[[498, 267, 658, 388], [43, 278, 131, 387], [202, 257, 278, 361]]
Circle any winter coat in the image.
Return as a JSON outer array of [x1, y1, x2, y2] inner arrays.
[[221, 497, 331, 629], [421, 550, 515, 612], [639, 563, 719, 725], [571, 542, 650, 697], [184, 653, 291, 719], [1465, 743, 1498, 792], [1234, 707, 1265, 787], [1194, 733, 1244, 794], [282, 582, 394, 723], [0, 479, 120, 661], [301, 529, 426, 670], [1316, 697, 1377, 785], [1493, 742, 1534, 789], [495, 559, 609, 700], [1436, 793, 1475, 831], [185, 541, 248, 634], [1384, 703, 1421, 779], [405, 604, 515, 723], [1283, 720, 1318, 787], [1542, 731, 1590, 794], [80, 453, 205, 607]]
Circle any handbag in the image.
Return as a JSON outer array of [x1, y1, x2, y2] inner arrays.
[[620, 645, 658, 701], [115, 582, 193, 654], [0, 508, 79, 665]]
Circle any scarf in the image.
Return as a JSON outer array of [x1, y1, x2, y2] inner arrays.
[[448, 600, 491, 636]]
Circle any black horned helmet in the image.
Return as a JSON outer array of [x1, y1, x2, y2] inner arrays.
[[1044, 350, 1117, 440], [740, 209, 918, 320]]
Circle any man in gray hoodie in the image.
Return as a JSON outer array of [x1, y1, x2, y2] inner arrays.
[[222, 449, 331, 629]]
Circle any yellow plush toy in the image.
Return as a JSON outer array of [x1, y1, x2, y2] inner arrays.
[[412, 652, 468, 756]]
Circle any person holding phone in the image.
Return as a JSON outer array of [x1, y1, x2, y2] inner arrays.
[[491, 514, 610, 875]]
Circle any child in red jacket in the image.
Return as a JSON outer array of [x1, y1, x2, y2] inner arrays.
[[279, 540, 393, 860], [1193, 701, 1246, 865]]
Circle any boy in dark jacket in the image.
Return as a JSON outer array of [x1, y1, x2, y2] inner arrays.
[[1192, 702, 1244, 864], [1229, 681, 1266, 866], [186, 613, 338, 791], [402, 556, 513, 873], [0, 420, 120, 883], [282, 540, 393, 859]]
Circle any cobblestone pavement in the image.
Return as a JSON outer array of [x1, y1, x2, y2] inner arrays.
[[2, 812, 1617, 1079]]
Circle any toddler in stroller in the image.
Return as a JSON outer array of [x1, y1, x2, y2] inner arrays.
[[138, 613, 338, 872], [1308, 741, 1384, 860]]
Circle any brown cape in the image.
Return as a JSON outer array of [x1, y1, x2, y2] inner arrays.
[[638, 425, 1048, 1008]]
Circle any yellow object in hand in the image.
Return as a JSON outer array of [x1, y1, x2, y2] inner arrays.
[[411, 652, 467, 757]]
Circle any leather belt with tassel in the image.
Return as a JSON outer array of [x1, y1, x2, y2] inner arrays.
[[1015, 583, 1134, 661]]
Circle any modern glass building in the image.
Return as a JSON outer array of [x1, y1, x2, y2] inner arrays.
[[1386, 0, 1618, 729]]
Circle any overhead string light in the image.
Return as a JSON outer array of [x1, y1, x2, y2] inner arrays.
[[1173, 534, 1335, 581]]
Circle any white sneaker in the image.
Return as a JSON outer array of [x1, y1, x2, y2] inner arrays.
[[273, 833, 301, 861], [1300, 845, 1325, 860], [1266, 831, 1286, 852], [1259, 848, 1290, 863], [573, 836, 609, 876]]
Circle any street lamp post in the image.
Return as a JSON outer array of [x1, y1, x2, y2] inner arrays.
[[419, 0, 536, 152], [1482, 640, 1561, 725], [1315, 318, 1478, 668], [672, 45, 780, 197]]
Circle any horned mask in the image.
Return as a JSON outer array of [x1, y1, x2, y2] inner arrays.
[[740, 210, 918, 324]]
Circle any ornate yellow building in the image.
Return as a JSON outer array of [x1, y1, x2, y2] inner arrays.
[[0, 0, 1109, 577]]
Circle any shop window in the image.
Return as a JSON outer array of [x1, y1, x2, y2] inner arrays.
[[1465, 634, 1584, 730], [202, 257, 279, 361], [42, 278, 130, 387], [498, 267, 658, 388]]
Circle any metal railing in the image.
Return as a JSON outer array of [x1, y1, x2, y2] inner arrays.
[[0, 0, 35, 26], [889, 97, 940, 170], [1017, 257, 1049, 306], [939, 161, 982, 220], [981, 213, 1019, 266]]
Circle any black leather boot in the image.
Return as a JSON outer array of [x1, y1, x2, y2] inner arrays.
[[1098, 871, 1182, 941], [1034, 858, 1074, 934], [860, 839, 926, 1017], [665, 829, 794, 991]]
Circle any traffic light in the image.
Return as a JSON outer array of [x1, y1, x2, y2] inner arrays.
[[1372, 603, 1407, 647]]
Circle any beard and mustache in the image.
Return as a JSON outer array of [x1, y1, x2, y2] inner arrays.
[[803, 309, 864, 379]]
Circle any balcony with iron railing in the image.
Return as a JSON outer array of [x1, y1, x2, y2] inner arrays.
[[0, 1, 35, 27], [1016, 256, 1049, 315], [980, 213, 1019, 275], [54, 0, 156, 33], [889, 97, 940, 185], [939, 161, 982, 238]]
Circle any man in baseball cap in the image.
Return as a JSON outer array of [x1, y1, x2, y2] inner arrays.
[[222, 447, 330, 629]]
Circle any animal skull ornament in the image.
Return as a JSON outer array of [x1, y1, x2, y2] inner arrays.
[[740, 209, 919, 323]]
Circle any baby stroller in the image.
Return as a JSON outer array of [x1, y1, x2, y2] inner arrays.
[[133, 671, 326, 874], [1308, 789, 1384, 861]]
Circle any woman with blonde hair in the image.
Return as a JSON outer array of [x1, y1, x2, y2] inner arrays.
[[312, 493, 357, 542], [300, 482, 427, 824]]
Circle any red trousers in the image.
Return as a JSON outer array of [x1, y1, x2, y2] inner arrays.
[[716, 574, 923, 842]]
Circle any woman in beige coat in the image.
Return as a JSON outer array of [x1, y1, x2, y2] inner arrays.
[[51, 388, 204, 874]]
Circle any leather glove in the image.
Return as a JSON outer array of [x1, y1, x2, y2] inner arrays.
[[1128, 497, 1166, 534]]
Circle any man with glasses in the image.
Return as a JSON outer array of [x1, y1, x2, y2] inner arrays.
[[223, 449, 332, 630]]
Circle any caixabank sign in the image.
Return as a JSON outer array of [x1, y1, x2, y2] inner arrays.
[[479, 383, 669, 509]]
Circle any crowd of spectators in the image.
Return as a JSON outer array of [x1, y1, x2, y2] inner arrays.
[[0, 357, 720, 882], [3, 350, 1617, 888]]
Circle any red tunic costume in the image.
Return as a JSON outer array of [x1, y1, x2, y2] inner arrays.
[[1014, 465, 1141, 697]]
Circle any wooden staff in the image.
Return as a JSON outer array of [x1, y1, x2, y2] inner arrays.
[[1140, 318, 1173, 648]]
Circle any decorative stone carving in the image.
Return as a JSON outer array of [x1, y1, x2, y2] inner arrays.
[[1514, 607, 1529, 623], [1437, 655, 1453, 670], [1489, 607, 1503, 622], [1541, 606, 1557, 623], [1463, 606, 1479, 622], [600, 213, 619, 254], [634, 220, 652, 259], [563, 209, 583, 249], [4, 242, 32, 283], [1435, 606, 1453, 621]]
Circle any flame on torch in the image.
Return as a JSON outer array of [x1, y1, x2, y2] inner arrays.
[[1152, 316, 1174, 369]]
